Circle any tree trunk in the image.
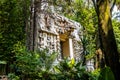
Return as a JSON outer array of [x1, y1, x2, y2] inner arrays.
[[29, 0, 41, 51], [95, 25, 105, 68], [33, 0, 41, 51], [29, 0, 35, 51], [96, 0, 120, 79]]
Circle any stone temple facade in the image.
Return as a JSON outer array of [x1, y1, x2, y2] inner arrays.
[[36, 11, 83, 61], [34, 0, 94, 71]]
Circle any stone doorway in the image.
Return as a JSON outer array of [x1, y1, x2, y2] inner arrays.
[[60, 40, 70, 58], [59, 33, 74, 59]]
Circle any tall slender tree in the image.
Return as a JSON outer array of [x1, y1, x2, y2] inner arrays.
[[29, 0, 42, 51], [29, 0, 35, 51], [92, 0, 120, 79]]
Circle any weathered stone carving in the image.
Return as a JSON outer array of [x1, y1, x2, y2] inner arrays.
[[36, 0, 94, 70], [36, 11, 83, 61]]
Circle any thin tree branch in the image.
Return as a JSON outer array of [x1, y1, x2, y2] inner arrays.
[[92, 0, 98, 15], [110, 0, 116, 13]]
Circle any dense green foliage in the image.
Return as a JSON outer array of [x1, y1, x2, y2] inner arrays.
[[8, 44, 115, 80], [13, 42, 57, 79], [0, 0, 30, 75], [9, 43, 97, 80], [54, 58, 95, 80], [0, 0, 28, 61], [113, 20, 120, 52]]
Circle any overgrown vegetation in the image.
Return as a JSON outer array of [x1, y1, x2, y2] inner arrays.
[[7, 43, 115, 80], [0, 0, 120, 80]]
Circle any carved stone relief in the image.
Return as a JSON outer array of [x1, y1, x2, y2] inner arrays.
[[37, 11, 82, 61]]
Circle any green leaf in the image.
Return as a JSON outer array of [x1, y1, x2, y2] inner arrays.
[[98, 67, 115, 80]]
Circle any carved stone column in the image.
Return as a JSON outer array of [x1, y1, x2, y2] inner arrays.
[[69, 38, 74, 59]]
